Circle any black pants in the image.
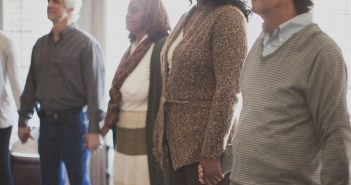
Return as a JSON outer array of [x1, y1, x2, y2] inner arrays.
[[0, 126, 13, 185], [168, 161, 230, 185]]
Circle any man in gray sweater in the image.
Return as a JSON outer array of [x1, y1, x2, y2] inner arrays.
[[199, 0, 351, 184]]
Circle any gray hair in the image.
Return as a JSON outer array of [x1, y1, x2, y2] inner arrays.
[[63, 0, 82, 22]]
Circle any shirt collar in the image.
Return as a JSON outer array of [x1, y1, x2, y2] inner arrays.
[[263, 12, 314, 47], [49, 23, 76, 42], [130, 34, 149, 54]]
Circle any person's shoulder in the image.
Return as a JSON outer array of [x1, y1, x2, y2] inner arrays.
[[304, 24, 340, 50], [71, 27, 91, 39], [70, 26, 99, 45], [0, 31, 16, 53], [214, 4, 244, 17], [0, 31, 12, 46], [211, 4, 246, 24]]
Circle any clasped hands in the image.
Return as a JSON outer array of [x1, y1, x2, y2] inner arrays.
[[198, 158, 224, 185], [84, 133, 104, 152]]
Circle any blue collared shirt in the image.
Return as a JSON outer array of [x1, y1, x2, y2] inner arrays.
[[262, 12, 314, 56]]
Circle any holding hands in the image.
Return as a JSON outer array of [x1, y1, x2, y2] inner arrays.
[[18, 127, 33, 143], [84, 133, 104, 152], [198, 158, 224, 185]]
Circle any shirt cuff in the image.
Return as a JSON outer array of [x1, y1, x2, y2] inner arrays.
[[18, 116, 29, 128], [88, 121, 100, 134]]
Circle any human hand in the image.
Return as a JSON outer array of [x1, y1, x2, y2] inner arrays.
[[100, 125, 110, 137], [199, 158, 223, 185], [84, 133, 104, 151], [152, 147, 161, 161], [18, 127, 33, 143], [198, 164, 205, 184]]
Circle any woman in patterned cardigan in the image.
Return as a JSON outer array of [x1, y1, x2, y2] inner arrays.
[[153, 0, 251, 185]]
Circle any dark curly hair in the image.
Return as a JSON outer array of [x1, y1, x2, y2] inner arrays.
[[293, 0, 313, 14], [188, 0, 252, 22], [129, 0, 171, 42]]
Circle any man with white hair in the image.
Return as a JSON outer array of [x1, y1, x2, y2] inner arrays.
[[18, 0, 105, 184]]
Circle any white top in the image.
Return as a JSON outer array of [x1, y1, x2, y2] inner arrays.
[[0, 31, 23, 128], [167, 30, 184, 70], [120, 35, 154, 111]]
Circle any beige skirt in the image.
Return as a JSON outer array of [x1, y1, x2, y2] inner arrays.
[[113, 111, 150, 185]]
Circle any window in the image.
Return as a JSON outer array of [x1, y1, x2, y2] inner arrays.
[[2, 0, 51, 145]]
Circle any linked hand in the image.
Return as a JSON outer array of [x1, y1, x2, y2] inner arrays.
[[199, 158, 223, 185], [84, 133, 104, 152], [18, 127, 33, 143], [100, 125, 110, 137], [152, 147, 161, 161], [198, 164, 205, 184]]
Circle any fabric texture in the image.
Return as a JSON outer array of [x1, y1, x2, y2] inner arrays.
[[231, 24, 351, 185], [0, 31, 22, 128], [0, 31, 22, 185], [18, 23, 105, 133], [104, 37, 153, 128], [153, 4, 247, 170], [39, 112, 90, 185], [113, 111, 150, 185], [0, 126, 13, 185], [105, 37, 167, 185]]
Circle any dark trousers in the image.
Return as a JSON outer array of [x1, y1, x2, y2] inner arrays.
[[38, 111, 90, 185], [168, 161, 230, 185], [0, 126, 13, 185]]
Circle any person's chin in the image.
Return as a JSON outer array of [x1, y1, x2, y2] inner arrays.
[[47, 14, 55, 21], [126, 26, 135, 33]]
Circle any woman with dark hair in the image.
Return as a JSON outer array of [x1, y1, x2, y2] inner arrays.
[[100, 0, 170, 184], [153, 0, 250, 185]]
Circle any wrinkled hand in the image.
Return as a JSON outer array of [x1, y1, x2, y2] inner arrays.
[[84, 133, 103, 151], [100, 125, 110, 137], [199, 158, 223, 185], [18, 127, 33, 143]]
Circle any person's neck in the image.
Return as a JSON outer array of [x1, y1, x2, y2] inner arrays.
[[133, 31, 147, 43], [196, 0, 206, 9], [51, 18, 73, 42], [261, 5, 297, 35]]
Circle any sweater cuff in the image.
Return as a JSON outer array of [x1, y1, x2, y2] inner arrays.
[[88, 121, 100, 134], [18, 116, 29, 128]]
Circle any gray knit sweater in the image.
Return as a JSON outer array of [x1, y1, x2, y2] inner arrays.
[[229, 24, 351, 185]]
